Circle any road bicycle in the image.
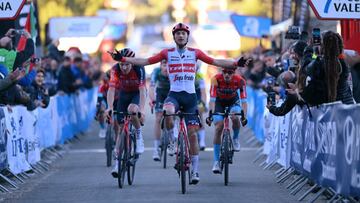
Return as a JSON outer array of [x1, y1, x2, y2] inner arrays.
[[113, 111, 140, 188], [207, 108, 244, 186], [162, 108, 200, 194]]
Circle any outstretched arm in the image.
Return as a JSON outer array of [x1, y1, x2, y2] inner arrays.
[[196, 49, 236, 68], [111, 49, 167, 67]]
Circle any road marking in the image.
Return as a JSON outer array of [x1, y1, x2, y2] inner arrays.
[[69, 147, 259, 153]]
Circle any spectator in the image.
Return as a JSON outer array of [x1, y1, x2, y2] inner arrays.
[[0, 65, 26, 92], [352, 62, 360, 103], [58, 56, 78, 94], [302, 31, 354, 106], [24, 69, 50, 111], [47, 39, 62, 62], [0, 29, 34, 72], [43, 58, 59, 96]]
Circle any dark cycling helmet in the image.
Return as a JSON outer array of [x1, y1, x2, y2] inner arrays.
[[172, 23, 190, 36], [120, 48, 135, 57]]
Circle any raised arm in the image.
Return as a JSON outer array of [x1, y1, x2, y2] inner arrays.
[[111, 49, 167, 67], [196, 49, 236, 69]]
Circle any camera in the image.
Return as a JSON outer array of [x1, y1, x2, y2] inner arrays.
[[267, 92, 276, 106], [30, 57, 40, 64], [312, 28, 321, 46], [11, 30, 26, 36], [285, 26, 300, 40]]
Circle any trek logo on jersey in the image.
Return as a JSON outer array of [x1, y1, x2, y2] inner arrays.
[[168, 64, 196, 74], [173, 74, 194, 82]]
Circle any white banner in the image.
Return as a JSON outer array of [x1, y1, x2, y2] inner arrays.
[[18, 107, 40, 165], [4, 107, 31, 174], [277, 111, 291, 168]]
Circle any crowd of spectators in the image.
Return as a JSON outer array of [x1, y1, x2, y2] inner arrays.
[[0, 28, 103, 111], [237, 30, 359, 117]]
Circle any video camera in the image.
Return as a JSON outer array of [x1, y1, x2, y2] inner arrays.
[[285, 26, 300, 40]]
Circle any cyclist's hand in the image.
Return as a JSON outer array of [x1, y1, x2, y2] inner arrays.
[[237, 57, 252, 67], [105, 108, 113, 122], [205, 116, 212, 126], [107, 49, 123, 61], [241, 117, 248, 127], [139, 112, 145, 124]]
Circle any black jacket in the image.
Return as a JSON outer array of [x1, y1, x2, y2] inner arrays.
[[351, 63, 360, 103], [336, 59, 354, 104], [57, 65, 77, 94], [268, 94, 304, 116], [24, 82, 50, 111]]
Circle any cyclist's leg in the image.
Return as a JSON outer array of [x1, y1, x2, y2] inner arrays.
[[212, 101, 224, 173], [98, 99, 107, 138], [153, 91, 166, 157], [127, 92, 144, 154], [182, 93, 201, 183], [197, 103, 206, 150], [230, 101, 241, 151], [163, 92, 179, 141]]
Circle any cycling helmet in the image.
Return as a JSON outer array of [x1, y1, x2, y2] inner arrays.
[[172, 23, 190, 36], [120, 48, 135, 57]]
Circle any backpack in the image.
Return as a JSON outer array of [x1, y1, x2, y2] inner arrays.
[[301, 57, 328, 106]]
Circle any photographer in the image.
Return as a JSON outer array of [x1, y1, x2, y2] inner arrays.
[[0, 29, 34, 72]]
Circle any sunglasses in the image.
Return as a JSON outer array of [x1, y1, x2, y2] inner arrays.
[[223, 71, 234, 75]]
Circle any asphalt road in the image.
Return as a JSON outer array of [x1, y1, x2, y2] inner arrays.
[[2, 109, 300, 203]]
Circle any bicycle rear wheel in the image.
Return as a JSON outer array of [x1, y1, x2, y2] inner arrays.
[[127, 133, 136, 185], [179, 133, 186, 194], [222, 130, 230, 186], [118, 132, 127, 188], [105, 125, 113, 167]]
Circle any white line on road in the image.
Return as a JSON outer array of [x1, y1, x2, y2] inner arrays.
[[69, 147, 259, 153]]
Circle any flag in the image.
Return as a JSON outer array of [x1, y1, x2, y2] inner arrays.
[[17, 3, 37, 72]]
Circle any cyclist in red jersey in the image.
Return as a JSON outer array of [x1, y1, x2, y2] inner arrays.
[[206, 67, 248, 174], [109, 23, 250, 184], [106, 48, 146, 178]]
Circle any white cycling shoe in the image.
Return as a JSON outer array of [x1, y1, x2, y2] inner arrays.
[[212, 161, 221, 174]]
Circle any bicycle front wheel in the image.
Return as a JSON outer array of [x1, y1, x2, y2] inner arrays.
[[179, 133, 186, 194], [118, 132, 127, 188], [105, 125, 113, 167], [127, 133, 136, 185], [222, 130, 230, 186], [161, 130, 168, 169]]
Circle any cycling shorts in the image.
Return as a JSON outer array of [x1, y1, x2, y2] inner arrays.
[[116, 91, 139, 124], [155, 89, 169, 113], [213, 100, 241, 124], [164, 91, 199, 127]]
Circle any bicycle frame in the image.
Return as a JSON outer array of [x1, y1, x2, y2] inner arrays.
[[176, 116, 191, 170]]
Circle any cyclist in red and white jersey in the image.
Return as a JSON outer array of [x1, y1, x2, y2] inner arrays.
[[109, 23, 249, 184]]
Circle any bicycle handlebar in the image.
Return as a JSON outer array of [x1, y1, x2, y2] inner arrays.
[[160, 110, 202, 129]]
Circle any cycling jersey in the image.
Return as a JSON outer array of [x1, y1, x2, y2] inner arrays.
[[150, 67, 170, 91], [109, 64, 146, 92], [148, 48, 215, 94], [210, 73, 247, 105]]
